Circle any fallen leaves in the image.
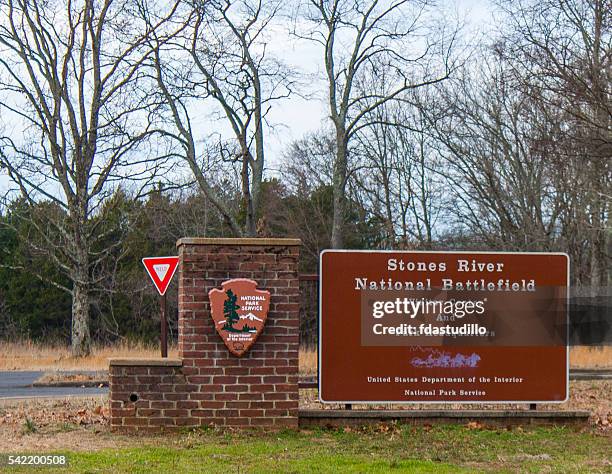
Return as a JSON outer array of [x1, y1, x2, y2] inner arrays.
[[466, 421, 484, 430], [299, 380, 612, 432], [0, 399, 109, 429]]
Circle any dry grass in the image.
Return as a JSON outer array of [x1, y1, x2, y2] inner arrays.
[[35, 372, 107, 385], [299, 345, 317, 376], [0, 340, 178, 371], [0, 341, 609, 372], [0, 397, 127, 453], [569, 345, 612, 369]]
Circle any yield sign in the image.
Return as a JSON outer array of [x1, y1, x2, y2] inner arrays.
[[142, 256, 179, 295]]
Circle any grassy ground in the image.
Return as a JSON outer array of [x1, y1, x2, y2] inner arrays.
[[0, 425, 610, 473], [0, 343, 609, 472], [0, 342, 610, 372], [0, 392, 609, 472]]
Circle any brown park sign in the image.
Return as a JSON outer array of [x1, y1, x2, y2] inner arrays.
[[319, 251, 569, 403], [209, 279, 270, 357]]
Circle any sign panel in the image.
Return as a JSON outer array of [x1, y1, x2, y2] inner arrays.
[[142, 256, 180, 296], [319, 251, 568, 403], [209, 279, 270, 357]]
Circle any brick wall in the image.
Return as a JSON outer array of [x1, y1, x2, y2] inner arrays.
[[109, 359, 187, 433], [109, 238, 301, 432]]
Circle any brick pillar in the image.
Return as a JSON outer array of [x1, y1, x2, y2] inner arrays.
[[177, 238, 301, 428]]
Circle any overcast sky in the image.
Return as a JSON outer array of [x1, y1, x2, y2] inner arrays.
[[0, 0, 496, 198], [261, 0, 495, 172]]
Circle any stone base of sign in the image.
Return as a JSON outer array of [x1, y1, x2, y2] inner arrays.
[[298, 409, 590, 428], [109, 238, 301, 433]]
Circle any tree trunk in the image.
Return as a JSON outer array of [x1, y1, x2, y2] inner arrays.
[[242, 152, 257, 237], [331, 131, 348, 249], [71, 280, 91, 357], [71, 214, 91, 357]]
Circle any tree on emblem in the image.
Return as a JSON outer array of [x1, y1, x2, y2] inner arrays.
[[222, 289, 240, 332]]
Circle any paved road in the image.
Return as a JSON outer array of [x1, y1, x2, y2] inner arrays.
[[0, 371, 108, 399]]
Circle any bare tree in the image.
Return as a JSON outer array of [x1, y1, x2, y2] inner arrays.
[[296, 0, 459, 247], [496, 0, 611, 292], [281, 130, 336, 265], [147, 0, 295, 236], [0, 0, 178, 355], [428, 53, 567, 253], [353, 95, 445, 248]]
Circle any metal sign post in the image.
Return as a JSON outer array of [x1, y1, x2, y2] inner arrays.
[[160, 292, 168, 358], [142, 256, 179, 358]]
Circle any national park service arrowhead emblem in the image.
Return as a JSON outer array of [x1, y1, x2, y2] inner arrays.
[[209, 279, 270, 357]]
